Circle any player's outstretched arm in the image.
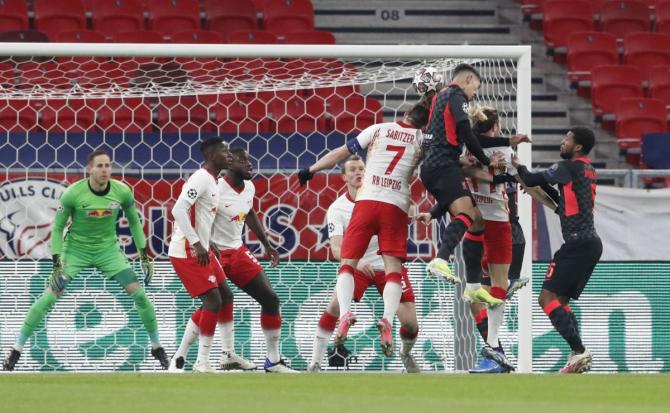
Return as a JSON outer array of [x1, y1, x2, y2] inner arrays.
[[298, 145, 351, 185], [245, 209, 279, 267]]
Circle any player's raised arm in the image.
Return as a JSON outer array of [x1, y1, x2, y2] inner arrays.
[[245, 209, 279, 267], [297, 125, 377, 185]]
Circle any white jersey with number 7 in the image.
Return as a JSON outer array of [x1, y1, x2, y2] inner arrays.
[[347, 120, 423, 211]]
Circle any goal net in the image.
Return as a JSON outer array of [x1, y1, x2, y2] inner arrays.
[[0, 44, 532, 372]]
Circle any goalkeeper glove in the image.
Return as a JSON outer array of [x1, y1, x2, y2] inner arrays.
[[139, 248, 154, 286], [49, 255, 69, 293], [297, 168, 314, 186]]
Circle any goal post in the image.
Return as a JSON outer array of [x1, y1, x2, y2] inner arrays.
[[0, 43, 533, 372]]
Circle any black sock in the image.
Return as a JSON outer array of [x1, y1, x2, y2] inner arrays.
[[476, 318, 488, 342], [547, 303, 585, 353], [437, 213, 472, 260], [462, 231, 484, 283]]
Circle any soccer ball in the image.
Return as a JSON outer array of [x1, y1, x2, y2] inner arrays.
[[412, 67, 444, 94]]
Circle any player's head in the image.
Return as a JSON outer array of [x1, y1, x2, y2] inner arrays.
[[404, 100, 430, 130], [451, 63, 481, 101], [228, 146, 253, 180], [470, 105, 501, 136], [341, 154, 365, 189], [86, 149, 112, 186], [560, 126, 595, 160], [200, 137, 231, 170]]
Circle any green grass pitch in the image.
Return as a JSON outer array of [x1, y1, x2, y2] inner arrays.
[[1, 373, 668, 413]]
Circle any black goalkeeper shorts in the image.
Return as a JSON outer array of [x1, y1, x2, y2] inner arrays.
[[542, 237, 603, 299]]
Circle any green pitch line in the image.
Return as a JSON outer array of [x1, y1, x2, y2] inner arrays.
[[0, 373, 668, 413]]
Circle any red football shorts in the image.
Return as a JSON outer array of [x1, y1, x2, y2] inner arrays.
[[340, 200, 409, 261], [352, 267, 415, 303], [483, 220, 512, 265], [170, 251, 226, 298], [218, 245, 264, 288]]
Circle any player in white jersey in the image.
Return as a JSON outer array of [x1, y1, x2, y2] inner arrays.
[[298, 101, 429, 357], [170, 148, 297, 373], [168, 138, 234, 373], [307, 155, 419, 372]]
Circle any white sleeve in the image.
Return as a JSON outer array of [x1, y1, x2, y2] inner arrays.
[[347, 124, 378, 153], [172, 198, 200, 244], [326, 205, 345, 238], [178, 172, 208, 207]]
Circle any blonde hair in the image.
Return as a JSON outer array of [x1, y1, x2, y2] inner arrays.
[[469, 105, 499, 134]]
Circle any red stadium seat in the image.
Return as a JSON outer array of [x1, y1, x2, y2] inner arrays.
[[615, 97, 668, 149], [18, 64, 77, 90], [0, 0, 28, 32], [282, 31, 336, 44], [263, 0, 314, 34], [91, 0, 145, 39], [227, 30, 277, 44], [206, 0, 258, 40], [267, 94, 326, 133], [0, 64, 16, 88], [113, 30, 165, 43], [33, 0, 86, 39], [0, 100, 38, 132], [543, 1, 594, 57], [39, 99, 97, 132], [648, 65, 670, 106], [172, 30, 224, 44], [599, 0, 651, 40], [97, 98, 153, 132], [156, 96, 214, 133], [567, 32, 618, 86], [623, 32, 670, 80], [55, 30, 107, 43], [655, 0, 670, 34], [327, 95, 383, 133], [212, 99, 271, 133], [591, 65, 644, 117], [147, 0, 201, 39], [77, 62, 131, 89]]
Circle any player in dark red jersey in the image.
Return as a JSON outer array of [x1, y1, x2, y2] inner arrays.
[[513, 126, 602, 374], [420, 64, 506, 283]]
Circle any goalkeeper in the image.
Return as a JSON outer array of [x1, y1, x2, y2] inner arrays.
[[3, 149, 169, 371]]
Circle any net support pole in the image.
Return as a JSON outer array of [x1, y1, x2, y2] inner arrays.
[[516, 46, 533, 374]]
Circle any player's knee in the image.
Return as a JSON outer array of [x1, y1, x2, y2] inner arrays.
[[263, 290, 280, 315], [219, 287, 234, 306], [202, 292, 223, 313]]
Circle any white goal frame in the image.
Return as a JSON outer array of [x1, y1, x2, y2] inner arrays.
[[1, 43, 533, 373]]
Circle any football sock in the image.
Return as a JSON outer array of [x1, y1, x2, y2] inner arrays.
[[261, 312, 282, 363], [474, 308, 488, 342], [196, 308, 218, 363], [462, 231, 484, 283], [400, 326, 418, 356], [437, 213, 473, 260], [131, 288, 160, 347], [545, 299, 585, 354], [382, 273, 403, 322], [217, 303, 234, 353], [336, 265, 355, 316], [486, 287, 506, 349], [173, 317, 200, 360], [311, 311, 337, 365], [17, 290, 58, 349]]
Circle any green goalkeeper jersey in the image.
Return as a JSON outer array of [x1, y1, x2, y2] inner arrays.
[[51, 178, 147, 254]]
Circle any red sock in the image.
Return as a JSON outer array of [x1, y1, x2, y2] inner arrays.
[[199, 308, 218, 336], [475, 308, 488, 324], [190, 307, 203, 326], [490, 286, 507, 301], [261, 312, 282, 330], [318, 311, 337, 332], [399, 326, 418, 340], [218, 303, 233, 323]]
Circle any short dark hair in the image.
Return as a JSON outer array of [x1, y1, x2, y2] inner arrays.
[[452, 63, 481, 81], [229, 146, 247, 158], [406, 101, 430, 129], [87, 149, 111, 164], [570, 126, 595, 154], [199, 137, 224, 155]]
